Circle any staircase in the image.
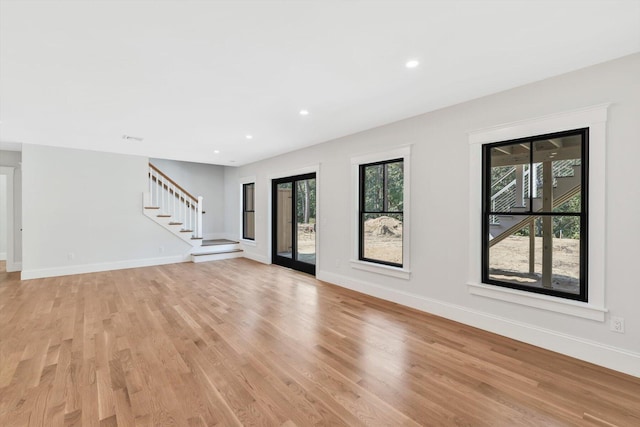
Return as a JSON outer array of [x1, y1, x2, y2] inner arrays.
[[489, 162, 581, 246], [191, 239, 243, 262], [143, 163, 243, 262]]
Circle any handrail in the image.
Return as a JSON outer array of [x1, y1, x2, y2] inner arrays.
[[147, 162, 204, 238], [491, 166, 516, 190], [149, 175, 197, 209], [149, 163, 198, 202]]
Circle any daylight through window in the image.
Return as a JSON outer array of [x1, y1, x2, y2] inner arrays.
[[482, 128, 588, 301], [243, 183, 255, 240], [359, 159, 404, 266]]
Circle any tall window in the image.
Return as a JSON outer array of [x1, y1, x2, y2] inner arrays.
[[482, 128, 588, 301], [243, 183, 255, 240], [359, 158, 404, 267]]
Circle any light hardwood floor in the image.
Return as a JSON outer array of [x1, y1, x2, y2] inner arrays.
[[1, 259, 639, 426]]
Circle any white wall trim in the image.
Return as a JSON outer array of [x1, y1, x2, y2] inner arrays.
[[318, 269, 640, 378], [468, 282, 607, 321], [350, 259, 411, 280], [351, 145, 411, 271], [467, 104, 609, 318], [238, 175, 256, 242], [266, 163, 321, 272], [0, 166, 18, 272], [242, 252, 270, 264], [21, 254, 191, 280]]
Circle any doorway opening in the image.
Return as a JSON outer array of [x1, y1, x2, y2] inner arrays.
[[272, 173, 316, 275]]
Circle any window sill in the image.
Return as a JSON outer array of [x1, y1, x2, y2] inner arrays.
[[467, 282, 607, 321], [350, 260, 411, 280], [240, 239, 257, 247]]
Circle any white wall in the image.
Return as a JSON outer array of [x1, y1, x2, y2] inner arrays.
[[225, 53, 640, 376], [150, 158, 227, 240], [21, 145, 191, 278], [0, 149, 22, 267], [0, 175, 6, 260]]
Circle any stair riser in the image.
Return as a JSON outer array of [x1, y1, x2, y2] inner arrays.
[[142, 209, 201, 247], [191, 252, 243, 263], [191, 244, 240, 254]]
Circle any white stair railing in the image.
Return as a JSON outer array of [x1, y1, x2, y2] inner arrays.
[[147, 163, 203, 239], [490, 160, 579, 217]]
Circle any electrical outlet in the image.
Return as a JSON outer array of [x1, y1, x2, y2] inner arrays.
[[610, 316, 625, 334]]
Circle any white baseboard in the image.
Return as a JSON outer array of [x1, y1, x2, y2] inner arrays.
[[6, 261, 21, 272], [21, 254, 191, 280], [242, 252, 270, 264], [0, 252, 6, 261], [317, 270, 640, 378]]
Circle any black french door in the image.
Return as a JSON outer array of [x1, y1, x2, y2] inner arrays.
[[272, 173, 316, 275]]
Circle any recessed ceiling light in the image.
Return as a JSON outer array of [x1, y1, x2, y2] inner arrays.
[[405, 59, 420, 69], [245, 135, 253, 140], [299, 109, 309, 116], [214, 150, 220, 154]]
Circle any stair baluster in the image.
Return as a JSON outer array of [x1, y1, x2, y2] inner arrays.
[[145, 163, 203, 240]]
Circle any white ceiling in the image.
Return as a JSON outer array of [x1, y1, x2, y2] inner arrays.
[[1, 1, 639, 165]]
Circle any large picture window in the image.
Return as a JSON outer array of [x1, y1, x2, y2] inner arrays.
[[482, 128, 588, 301], [359, 158, 404, 267], [242, 182, 255, 240]]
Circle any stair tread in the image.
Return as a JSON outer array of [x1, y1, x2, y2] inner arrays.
[[191, 237, 203, 240], [157, 214, 171, 217], [202, 239, 240, 246], [144, 206, 160, 209], [168, 222, 183, 225], [192, 249, 243, 256], [180, 230, 193, 233]]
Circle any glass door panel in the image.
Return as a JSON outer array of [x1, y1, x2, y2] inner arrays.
[[272, 173, 316, 275], [295, 178, 316, 265], [276, 182, 293, 258]]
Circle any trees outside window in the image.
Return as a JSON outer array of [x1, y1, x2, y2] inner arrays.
[[359, 159, 404, 266], [482, 128, 588, 301]]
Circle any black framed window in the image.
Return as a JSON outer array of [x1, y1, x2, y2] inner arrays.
[[359, 158, 403, 267], [242, 183, 255, 240], [482, 128, 588, 301]]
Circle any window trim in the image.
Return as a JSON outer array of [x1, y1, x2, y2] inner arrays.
[[242, 182, 256, 241], [481, 128, 589, 302], [359, 158, 404, 268], [239, 176, 256, 245], [467, 104, 609, 321], [351, 146, 411, 279]]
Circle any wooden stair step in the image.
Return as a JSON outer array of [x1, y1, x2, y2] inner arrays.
[[192, 249, 243, 256], [168, 222, 183, 225], [180, 230, 193, 233], [201, 239, 240, 247], [191, 237, 203, 240], [157, 214, 171, 218], [144, 206, 160, 209]]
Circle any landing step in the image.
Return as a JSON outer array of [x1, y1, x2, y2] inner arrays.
[[191, 249, 243, 263], [202, 239, 239, 246]]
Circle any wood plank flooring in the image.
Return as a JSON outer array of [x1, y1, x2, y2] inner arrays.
[[1, 258, 639, 426]]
